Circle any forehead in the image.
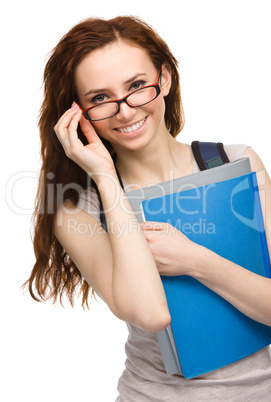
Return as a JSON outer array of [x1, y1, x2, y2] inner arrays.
[[75, 42, 156, 92]]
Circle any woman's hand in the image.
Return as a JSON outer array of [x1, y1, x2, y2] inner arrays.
[[141, 221, 201, 276], [54, 103, 115, 178]]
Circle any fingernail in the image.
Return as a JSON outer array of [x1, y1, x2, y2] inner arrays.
[[71, 102, 78, 109]]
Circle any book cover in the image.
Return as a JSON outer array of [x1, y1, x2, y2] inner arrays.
[[126, 158, 252, 375], [141, 172, 271, 379]]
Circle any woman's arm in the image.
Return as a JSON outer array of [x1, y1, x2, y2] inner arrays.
[[191, 245, 271, 326], [142, 147, 271, 326], [94, 172, 171, 330], [54, 106, 170, 332]]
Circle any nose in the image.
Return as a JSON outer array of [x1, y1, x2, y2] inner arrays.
[[115, 100, 137, 121]]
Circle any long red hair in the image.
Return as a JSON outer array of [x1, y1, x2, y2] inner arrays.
[[23, 16, 185, 308]]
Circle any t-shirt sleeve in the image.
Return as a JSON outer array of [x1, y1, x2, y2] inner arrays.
[[76, 183, 101, 223], [223, 144, 250, 162]]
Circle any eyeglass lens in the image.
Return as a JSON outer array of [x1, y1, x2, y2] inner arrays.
[[87, 86, 158, 121]]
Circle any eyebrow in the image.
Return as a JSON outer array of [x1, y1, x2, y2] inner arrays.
[[84, 73, 148, 97]]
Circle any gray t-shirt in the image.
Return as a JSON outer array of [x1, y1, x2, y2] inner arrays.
[[77, 144, 271, 401]]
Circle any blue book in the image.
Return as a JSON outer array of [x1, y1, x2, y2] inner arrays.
[[141, 171, 271, 379], [126, 158, 252, 376]]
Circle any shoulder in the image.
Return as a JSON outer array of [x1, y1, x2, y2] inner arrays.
[[223, 144, 250, 162], [224, 144, 268, 174], [243, 146, 266, 173], [224, 143, 268, 173]]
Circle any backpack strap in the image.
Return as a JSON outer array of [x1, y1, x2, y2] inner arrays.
[[191, 141, 230, 171], [99, 198, 107, 232]]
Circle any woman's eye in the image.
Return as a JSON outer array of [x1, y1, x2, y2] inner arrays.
[[92, 94, 108, 104], [130, 81, 146, 91]]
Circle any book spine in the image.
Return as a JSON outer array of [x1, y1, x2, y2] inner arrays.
[[156, 326, 182, 375]]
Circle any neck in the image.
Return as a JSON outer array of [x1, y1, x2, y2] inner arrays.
[[114, 129, 192, 188]]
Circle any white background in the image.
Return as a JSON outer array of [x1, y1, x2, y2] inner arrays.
[[2, 1, 271, 401]]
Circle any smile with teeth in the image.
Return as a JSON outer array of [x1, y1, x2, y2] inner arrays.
[[117, 117, 146, 133]]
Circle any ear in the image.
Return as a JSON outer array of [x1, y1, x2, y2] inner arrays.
[[160, 63, 172, 97]]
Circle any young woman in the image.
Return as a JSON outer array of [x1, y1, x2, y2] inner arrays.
[[25, 16, 271, 400]]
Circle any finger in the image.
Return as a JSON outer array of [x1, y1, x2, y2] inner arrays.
[[54, 110, 80, 149], [54, 108, 81, 153], [55, 106, 78, 131], [141, 230, 152, 243], [68, 107, 82, 138], [79, 114, 101, 144], [140, 221, 165, 231]]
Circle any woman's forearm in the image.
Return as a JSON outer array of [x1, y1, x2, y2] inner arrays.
[[190, 245, 271, 326], [96, 173, 171, 331]]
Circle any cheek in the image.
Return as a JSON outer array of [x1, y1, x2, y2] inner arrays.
[[147, 94, 165, 112], [90, 121, 110, 139], [144, 95, 166, 123]]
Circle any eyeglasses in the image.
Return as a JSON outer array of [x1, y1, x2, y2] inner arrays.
[[80, 67, 162, 121]]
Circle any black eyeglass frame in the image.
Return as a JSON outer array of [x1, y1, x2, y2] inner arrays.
[[80, 67, 162, 122]]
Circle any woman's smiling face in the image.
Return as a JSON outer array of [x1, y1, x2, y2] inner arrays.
[[75, 41, 171, 152]]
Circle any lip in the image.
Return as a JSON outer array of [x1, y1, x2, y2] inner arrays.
[[114, 116, 148, 138]]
